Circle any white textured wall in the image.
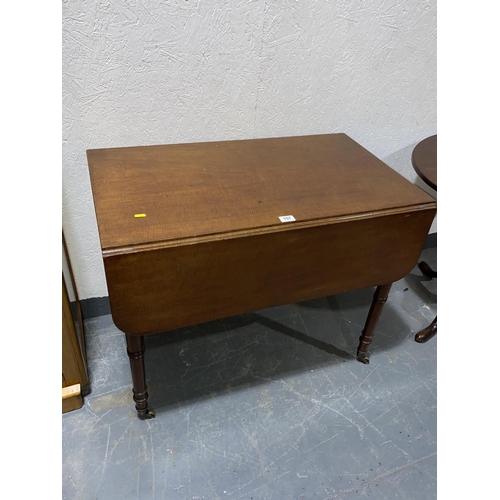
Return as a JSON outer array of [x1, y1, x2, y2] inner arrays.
[[63, 0, 436, 300]]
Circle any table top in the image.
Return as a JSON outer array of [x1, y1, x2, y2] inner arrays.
[[87, 133, 435, 251], [412, 135, 437, 191]]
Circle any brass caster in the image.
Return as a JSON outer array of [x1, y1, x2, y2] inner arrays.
[[357, 352, 370, 364], [138, 409, 156, 420]]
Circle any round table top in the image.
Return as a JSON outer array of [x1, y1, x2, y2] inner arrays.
[[412, 134, 437, 191]]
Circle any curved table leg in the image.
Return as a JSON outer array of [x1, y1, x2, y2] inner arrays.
[[418, 261, 437, 279], [126, 334, 156, 420], [415, 316, 437, 343], [357, 283, 392, 364], [415, 260, 437, 343]]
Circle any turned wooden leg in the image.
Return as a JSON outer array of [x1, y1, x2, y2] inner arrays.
[[126, 334, 155, 420], [415, 316, 437, 343], [357, 283, 392, 364]]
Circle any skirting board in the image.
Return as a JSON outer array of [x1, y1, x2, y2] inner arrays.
[[79, 232, 437, 321]]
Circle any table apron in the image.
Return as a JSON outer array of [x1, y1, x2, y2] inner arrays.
[[104, 208, 435, 335]]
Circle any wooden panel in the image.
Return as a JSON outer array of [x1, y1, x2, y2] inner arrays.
[[87, 134, 435, 250], [62, 275, 88, 388], [62, 384, 82, 413], [104, 208, 435, 335]]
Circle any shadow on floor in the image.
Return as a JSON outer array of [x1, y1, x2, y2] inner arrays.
[[405, 271, 437, 304], [143, 285, 415, 416]]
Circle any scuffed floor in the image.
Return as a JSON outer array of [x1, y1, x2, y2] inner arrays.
[[62, 247, 437, 500]]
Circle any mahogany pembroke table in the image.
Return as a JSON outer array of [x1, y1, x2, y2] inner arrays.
[[87, 133, 436, 419]]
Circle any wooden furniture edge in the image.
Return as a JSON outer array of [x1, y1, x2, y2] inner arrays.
[[105, 207, 435, 337], [62, 275, 89, 388], [102, 203, 436, 257], [62, 384, 82, 413]]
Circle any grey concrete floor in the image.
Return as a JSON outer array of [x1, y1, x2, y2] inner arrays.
[[62, 247, 437, 500]]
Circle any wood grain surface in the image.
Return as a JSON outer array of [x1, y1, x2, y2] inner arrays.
[[104, 209, 435, 335], [88, 134, 435, 250], [88, 133, 436, 336]]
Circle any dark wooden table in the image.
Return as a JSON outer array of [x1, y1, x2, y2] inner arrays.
[[87, 134, 436, 419], [411, 134, 437, 343], [412, 135, 437, 191]]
